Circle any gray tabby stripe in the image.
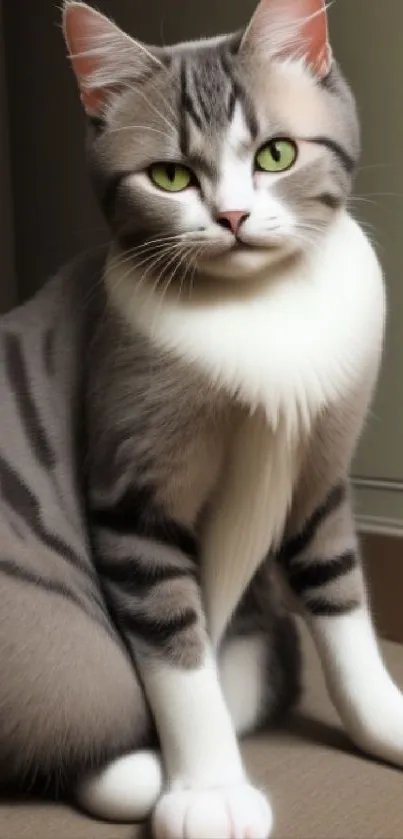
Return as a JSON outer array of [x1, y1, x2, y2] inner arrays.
[[0, 557, 94, 618], [94, 170, 133, 224], [0, 455, 93, 580], [227, 85, 237, 122], [279, 483, 346, 562], [307, 137, 356, 173], [191, 67, 212, 123], [89, 115, 106, 136], [287, 550, 357, 596], [304, 596, 359, 617], [180, 61, 203, 146], [320, 68, 340, 93], [233, 79, 258, 139], [2, 504, 26, 539], [178, 50, 258, 151], [99, 556, 198, 595], [315, 193, 343, 209], [220, 51, 258, 138], [119, 606, 198, 646], [92, 484, 198, 557], [4, 333, 55, 470], [43, 328, 56, 377]]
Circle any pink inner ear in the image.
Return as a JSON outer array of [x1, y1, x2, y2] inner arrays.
[[79, 88, 106, 115], [297, 0, 331, 75], [64, 4, 112, 114], [243, 0, 331, 78]]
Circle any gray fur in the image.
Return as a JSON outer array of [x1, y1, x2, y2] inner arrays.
[[0, 251, 300, 792], [0, 0, 369, 809], [86, 29, 359, 282]]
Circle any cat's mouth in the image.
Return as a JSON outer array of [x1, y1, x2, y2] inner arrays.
[[196, 235, 295, 280], [201, 239, 269, 260], [231, 241, 255, 251]]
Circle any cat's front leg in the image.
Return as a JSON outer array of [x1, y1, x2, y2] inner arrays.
[[149, 657, 272, 839], [280, 481, 403, 768], [94, 509, 272, 839]]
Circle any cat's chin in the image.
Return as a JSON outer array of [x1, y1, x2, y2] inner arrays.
[[198, 244, 295, 282]]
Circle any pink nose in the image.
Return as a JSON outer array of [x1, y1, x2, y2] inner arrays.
[[216, 210, 249, 236]]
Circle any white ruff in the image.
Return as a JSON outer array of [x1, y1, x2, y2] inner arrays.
[[105, 212, 385, 641], [201, 411, 297, 642], [106, 213, 385, 437]]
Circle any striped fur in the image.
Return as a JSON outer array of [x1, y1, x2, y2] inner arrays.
[[0, 253, 301, 799], [1, 3, 402, 838]]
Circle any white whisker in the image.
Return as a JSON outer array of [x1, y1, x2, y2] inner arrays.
[[107, 125, 169, 138], [126, 82, 177, 133]]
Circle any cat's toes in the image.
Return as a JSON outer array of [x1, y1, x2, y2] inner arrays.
[[153, 783, 273, 839]]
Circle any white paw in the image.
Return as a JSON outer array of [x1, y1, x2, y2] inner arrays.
[[153, 783, 273, 839], [347, 680, 403, 768], [317, 609, 403, 770], [76, 750, 163, 822]]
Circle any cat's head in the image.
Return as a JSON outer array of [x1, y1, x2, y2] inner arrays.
[[63, 0, 359, 284]]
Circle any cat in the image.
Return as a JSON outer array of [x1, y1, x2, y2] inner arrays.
[[0, 0, 402, 837]]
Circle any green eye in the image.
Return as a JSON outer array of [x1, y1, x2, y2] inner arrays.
[[149, 163, 193, 192], [255, 139, 297, 173]]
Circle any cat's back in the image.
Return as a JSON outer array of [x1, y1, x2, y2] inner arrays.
[[0, 249, 105, 406], [0, 249, 106, 554], [0, 251, 130, 770]]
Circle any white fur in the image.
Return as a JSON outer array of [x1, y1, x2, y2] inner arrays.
[[312, 609, 403, 767], [104, 215, 384, 836], [140, 654, 244, 786], [107, 212, 384, 643], [75, 635, 268, 825], [154, 784, 272, 839], [220, 635, 266, 735], [76, 751, 163, 822], [214, 103, 298, 273], [202, 413, 297, 644], [106, 213, 385, 440], [217, 105, 255, 212], [140, 654, 272, 838], [125, 93, 334, 283]]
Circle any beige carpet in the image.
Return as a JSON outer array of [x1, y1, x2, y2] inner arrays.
[[2, 627, 403, 839]]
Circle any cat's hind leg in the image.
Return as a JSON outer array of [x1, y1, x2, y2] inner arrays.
[[0, 553, 161, 822], [219, 569, 301, 738], [76, 750, 163, 822]]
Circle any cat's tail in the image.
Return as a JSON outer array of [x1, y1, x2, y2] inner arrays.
[[75, 750, 163, 822]]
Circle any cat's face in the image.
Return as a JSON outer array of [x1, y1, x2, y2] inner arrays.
[[64, 0, 360, 284]]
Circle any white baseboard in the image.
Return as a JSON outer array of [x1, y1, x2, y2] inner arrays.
[[352, 476, 403, 538], [356, 515, 403, 539]]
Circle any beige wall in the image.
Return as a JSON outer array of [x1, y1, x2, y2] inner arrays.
[[329, 1, 403, 530], [4, 0, 403, 530]]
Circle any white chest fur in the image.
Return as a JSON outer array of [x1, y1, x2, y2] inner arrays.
[[107, 213, 385, 438], [106, 213, 385, 640]]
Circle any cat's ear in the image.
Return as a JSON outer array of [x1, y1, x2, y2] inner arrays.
[[63, 2, 162, 116], [241, 0, 331, 79]]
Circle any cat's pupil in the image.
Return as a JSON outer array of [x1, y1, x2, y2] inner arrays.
[[166, 163, 176, 182], [271, 142, 281, 163]]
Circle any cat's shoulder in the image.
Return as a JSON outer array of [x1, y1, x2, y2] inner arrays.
[[0, 248, 108, 338]]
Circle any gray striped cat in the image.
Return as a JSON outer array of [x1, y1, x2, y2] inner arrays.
[[1, 1, 402, 836]]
